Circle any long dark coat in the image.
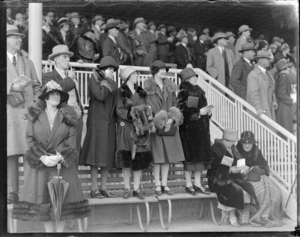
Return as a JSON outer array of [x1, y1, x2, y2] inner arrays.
[[275, 71, 294, 133], [79, 69, 118, 168], [12, 103, 90, 221], [144, 77, 185, 163], [177, 81, 211, 164], [102, 36, 122, 65], [115, 84, 153, 170], [174, 44, 191, 69], [207, 139, 258, 209], [194, 40, 207, 71]]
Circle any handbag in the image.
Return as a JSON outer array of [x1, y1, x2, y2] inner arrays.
[[7, 91, 25, 107], [156, 125, 177, 136], [243, 167, 261, 182]]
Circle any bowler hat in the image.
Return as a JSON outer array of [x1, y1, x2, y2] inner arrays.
[[97, 56, 119, 70], [179, 68, 198, 81], [105, 22, 119, 32], [254, 50, 272, 61], [225, 31, 236, 38], [48, 45, 74, 60], [39, 80, 69, 103], [150, 60, 169, 75], [120, 67, 137, 82], [157, 24, 166, 31], [275, 60, 289, 72], [238, 25, 252, 34], [240, 131, 257, 144], [57, 17, 69, 27], [222, 128, 238, 142], [133, 17, 146, 27], [212, 32, 228, 43], [70, 12, 80, 19], [7, 24, 25, 38], [239, 42, 256, 53], [93, 15, 104, 23]]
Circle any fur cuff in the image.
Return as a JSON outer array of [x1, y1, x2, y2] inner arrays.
[[57, 141, 78, 167], [168, 107, 183, 126], [154, 110, 169, 130], [25, 142, 48, 169]]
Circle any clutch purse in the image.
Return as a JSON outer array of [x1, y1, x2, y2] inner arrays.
[[187, 96, 199, 108], [7, 91, 25, 107], [156, 126, 177, 136]]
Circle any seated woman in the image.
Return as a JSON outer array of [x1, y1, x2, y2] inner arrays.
[[236, 131, 284, 227], [207, 128, 258, 227]]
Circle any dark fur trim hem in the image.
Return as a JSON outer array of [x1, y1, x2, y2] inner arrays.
[[12, 201, 51, 221], [116, 150, 132, 169], [60, 105, 78, 127], [168, 107, 183, 126], [58, 200, 91, 220], [132, 151, 153, 171], [25, 142, 48, 169]]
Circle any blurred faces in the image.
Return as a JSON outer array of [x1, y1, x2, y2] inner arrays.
[[54, 54, 70, 71], [228, 36, 236, 44], [242, 143, 253, 152], [128, 71, 138, 84], [257, 58, 270, 68], [46, 11, 55, 22], [223, 139, 237, 149], [46, 92, 61, 107], [108, 28, 119, 38], [105, 67, 115, 79], [85, 31, 95, 41], [218, 37, 227, 47], [156, 68, 167, 79], [7, 35, 23, 54], [60, 23, 69, 31], [95, 19, 104, 27], [181, 36, 188, 45], [160, 27, 166, 34], [71, 17, 80, 26], [243, 50, 256, 61], [243, 30, 251, 38], [187, 75, 198, 85], [136, 22, 147, 32]]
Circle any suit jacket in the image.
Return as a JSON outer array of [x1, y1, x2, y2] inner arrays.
[[194, 40, 206, 70], [102, 36, 121, 64], [206, 47, 235, 86], [230, 57, 254, 100], [174, 44, 191, 69], [246, 65, 276, 120]]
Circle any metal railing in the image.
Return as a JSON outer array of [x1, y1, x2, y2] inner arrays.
[[42, 60, 297, 194]]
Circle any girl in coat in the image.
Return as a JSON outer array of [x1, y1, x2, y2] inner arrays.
[[144, 60, 185, 196], [12, 81, 90, 232], [79, 56, 118, 199], [115, 67, 155, 199], [177, 68, 211, 195]]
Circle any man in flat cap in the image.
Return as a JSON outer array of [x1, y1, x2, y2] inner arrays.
[[7, 24, 41, 204], [235, 25, 252, 62]]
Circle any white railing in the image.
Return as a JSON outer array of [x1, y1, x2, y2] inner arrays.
[[42, 60, 297, 194]]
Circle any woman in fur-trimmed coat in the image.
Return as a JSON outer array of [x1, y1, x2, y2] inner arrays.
[[177, 68, 212, 195], [12, 81, 90, 232], [116, 67, 155, 199], [144, 60, 185, 196]]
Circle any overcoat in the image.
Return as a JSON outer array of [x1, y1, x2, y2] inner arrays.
[[174, 44, 191, 69], [275, 71, 294, 133], [7, 53, 41, 157], [102, 36, 122, 65], [246, 65, 276, 120], [157, 32, 169, 62], [79, 69, 118, 168], [229, 57, 254, 100], [12, 103, 90, 221], [206, 47, 235, 87], [144, 77, 185, 163], [194, 40, 207, 71], [234, 35, 248, 62], [177, 81, 211, 164]]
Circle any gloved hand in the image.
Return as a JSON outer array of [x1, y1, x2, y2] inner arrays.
[[164, 118, 173, 132], [40, 154, 62, 167]]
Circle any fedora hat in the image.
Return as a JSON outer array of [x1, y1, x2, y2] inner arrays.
[[70, 12, 80, 19], [150, 60, 169, 75], [120, 67, 137, 82], [239, 42, 256, 52], [7, 24, 25, 38], [212, 32, 228, 43], [97, 56, 119, 70], [48, 45, 74, 60], [157, 24, 166, 31], [225, 31, 236, 38], [240, 131, 257, 144], [105, 22, 119, 32], [254, 50, 272, 61], [179, 68, 198, 82], [92, 15, 104, 23], [133, 17, 146, 27], [223, 128, 238, 142], [275, 60, 289, 72], [238, 25, 252, 34], [39, 80, 69, 103]]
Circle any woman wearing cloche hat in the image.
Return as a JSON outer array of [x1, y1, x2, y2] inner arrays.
[[177, 67, 212, 195], [79, 56, 119, 199], [12, 80, 90, 232], [115, 67, 155, 199]]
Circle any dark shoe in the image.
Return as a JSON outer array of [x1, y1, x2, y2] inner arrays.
[[99, 189, 116, 198], [194, 185, 210, 195], [133, 189, 145, 200], [90, 190, 105, 199], [185, 186, 196, 195], [123, 188, 131, 199], [155, 186, 162, 196], [162, 186, 174, 195], [7, 192, 19, 204]]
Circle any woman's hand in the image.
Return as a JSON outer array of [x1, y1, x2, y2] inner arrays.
[[40, 154, 63, 167], [164, 118, 174, 132]]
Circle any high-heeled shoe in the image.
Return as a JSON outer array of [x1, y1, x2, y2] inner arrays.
[[161, 186, 174, 195], [155, 186, 162, 196]]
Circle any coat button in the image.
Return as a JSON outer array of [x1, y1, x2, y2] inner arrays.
[[120, 122, 125, 127]]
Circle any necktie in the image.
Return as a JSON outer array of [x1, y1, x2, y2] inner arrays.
[[222, 49, 230, 87], [12, 55, 16, 67]]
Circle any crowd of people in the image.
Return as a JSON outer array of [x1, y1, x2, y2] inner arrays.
[[6, 7, 294, 232]]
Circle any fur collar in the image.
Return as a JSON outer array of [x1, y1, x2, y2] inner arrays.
[[26, 101, 77, 127], [120, 83, 147, 99], [179, 81, 205, 96], [144, 77, 177, 95]]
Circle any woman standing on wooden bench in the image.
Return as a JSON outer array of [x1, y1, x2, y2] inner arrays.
[[177, 67, 211, 195], [115, 67, 155, 199], [144, 60, 185, 196]]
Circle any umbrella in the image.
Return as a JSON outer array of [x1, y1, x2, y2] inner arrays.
[[47, 162, 69, 225]]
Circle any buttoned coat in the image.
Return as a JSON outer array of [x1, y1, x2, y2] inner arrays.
[[157, 32, 169, 62], [206, 47, 235, 86], [144, 78, 185, 163], [7, 54, 41, 157], [230, 57, 254, 100], [174, 44, 191, 69], [246, 65, 276, 120], [102, 36, 122, 65]]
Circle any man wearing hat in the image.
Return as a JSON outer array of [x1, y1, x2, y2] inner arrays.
[[206, 32, 235, 88], [157, 24, 169, 63], [131, 17, 151, 66], [116, 22, 134, 65], [174, 35, 192, 69], [246, 50, 277, 119], [145, 21, 158, 64], [42, 45, 84, 162], [225, 31, 236, 59], [230, 42, 256, 100], [7, 24, 41, 204], [69, 12, 83, 38], [235, 25, 252, 62], [92, 15, 105, 42], [102, 21, 122, 64], [194, 33, 207, 71]]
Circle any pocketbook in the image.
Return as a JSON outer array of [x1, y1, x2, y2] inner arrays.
[[7, 91, 25, 107], [156, 126, 177, 136]]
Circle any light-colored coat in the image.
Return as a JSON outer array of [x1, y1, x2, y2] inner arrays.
[[7, 54, 41, 157], [246, 65, 277, 120], [234, 35, 247, 62], [206, 47, 235, 87]]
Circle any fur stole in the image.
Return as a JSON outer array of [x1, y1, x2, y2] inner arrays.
[[154, 107, 183, 129], [178, 81, 205, 101], [212, 139, 241, 162], [26, 100, 77, 127], [144, 77, 177, 95], [120, 83, 147, 100]]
